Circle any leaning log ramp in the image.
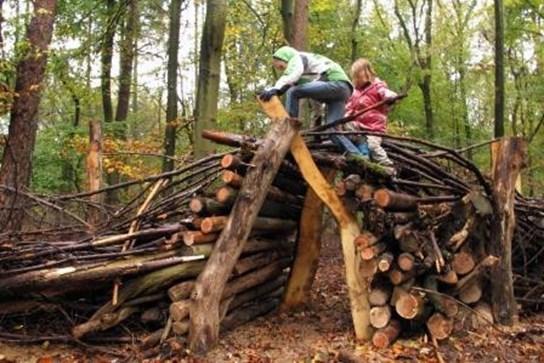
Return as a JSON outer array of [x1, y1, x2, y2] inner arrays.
[[0, 97, 542, 357]]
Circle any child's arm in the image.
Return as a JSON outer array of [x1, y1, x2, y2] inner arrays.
[[273, 56, 304, 90]]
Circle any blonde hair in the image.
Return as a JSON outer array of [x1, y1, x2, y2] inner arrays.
[[351, 58, 376, 88]]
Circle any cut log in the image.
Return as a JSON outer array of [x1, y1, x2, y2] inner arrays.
[[389, 268, 415, 285], [426, 312, 453, 340], [359, 258, 378, 278], [215, 186, 301, 219], [452, 255, 499, 294], [190, 197, 228, 216], [220, 154, 246, 171], [355, 184, 374, 201], [182, 231, 218, 246], [369, 285, 392, 306], [374, 189, 418, 212], [201, 129, 257, 148], [370, 305, 392, 329], [222, 171, 302, 206], [360, 242, 386, 261], [354, 232, 378, 249], [437, 270, 458, 285], [452, 251, 475, 275], [472, 302, 494, 327], [232, 251, 282, 276], [397, 252, 415, 272], [424, 276, 458, 317], [377, 252, 394, 272], [458, 281, 482, 304], [200, 216, 297, 234], [395, 293, 425, 319], [390, 278, 415, 306], [372, 320, 401, 348]]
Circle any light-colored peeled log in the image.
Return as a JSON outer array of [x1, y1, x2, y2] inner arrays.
[[452, 251, 475, 275], [370, 306, 392, 329], [395, 293, 425, 319], [369, 285, 392, 306], [426, 312, 453, 340], [168, 281, 195, 302], [182, 231, 218, 246], [459, 281, 482, 304], [361, 242, 386, 261], [374, 189, 418, 212], [355, 184, 374, 201], [397, 252, 415, 272], [372, 320, 401, 348], [354, 232, 378, 249], [170, 300, 191, 322], [377, 252, 394, 272]]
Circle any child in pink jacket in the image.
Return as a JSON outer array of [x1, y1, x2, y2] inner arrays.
[[345, 58, 397, 166]]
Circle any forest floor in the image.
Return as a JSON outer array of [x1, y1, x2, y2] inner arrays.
[[1, 225, 544, 363]]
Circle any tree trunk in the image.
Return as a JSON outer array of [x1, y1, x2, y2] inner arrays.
[[292, 0, 309, 50], [0, 0, 57, 230], [188, 115, 299, 353], [351, 0, 363, 62], [115, 0, 138, 126], [422, 0, 433, 138], [280, 0, 294, 44], [0, 0, 4, 56], [494, 0, 505, 137], [101, 0, 116, 124], [193, 0, 227, 158], [86, 120, 103, 228], [489, 137, 526, 324], [163, 0, 183, 172]]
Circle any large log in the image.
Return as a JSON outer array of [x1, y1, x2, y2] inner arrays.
[[369, 306, 392, 329], [395, 292, 425, 319], [372, 320, 401, 348], [426, 312, 453, 340], [451, 251, 475, 275], [200, 216, 297, 234], [188, 114, 299, 353], [259, 97, 371, 341], [282, 169, 335, 309], [489, 137, 526, 325], [374, 189, 418, 212]]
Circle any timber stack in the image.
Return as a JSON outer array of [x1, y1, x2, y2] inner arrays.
[[0, 123, 542, 356]]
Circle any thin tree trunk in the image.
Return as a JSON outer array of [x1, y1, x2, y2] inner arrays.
[[351, 0, 363, 62], [281, 0, 294, 44], [192, 0, 227, 158], [101, 0, 116, 124], [115, 0, 138, 126], [292, 0, 309, 50], [131, 38, 138, 113], [422, 0, 433, 138], [0, 0, 4, 57], [85, 15, 92, 89], [0, 0, 58, 229], [494, 0, 505, 137], [163, 0, 183, 172]]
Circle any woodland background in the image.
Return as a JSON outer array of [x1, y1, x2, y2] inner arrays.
[[0, 0, 542, 202]]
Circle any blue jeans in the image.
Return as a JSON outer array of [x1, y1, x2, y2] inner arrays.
[[285, 81, 361, 154]]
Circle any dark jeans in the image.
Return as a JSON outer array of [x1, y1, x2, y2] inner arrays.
[[285, 81, 361, 154]]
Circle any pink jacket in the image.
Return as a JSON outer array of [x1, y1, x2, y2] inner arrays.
[[345, 78, 397, 133]]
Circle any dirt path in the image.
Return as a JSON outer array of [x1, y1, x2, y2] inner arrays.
[[1, 228, 544, 362]]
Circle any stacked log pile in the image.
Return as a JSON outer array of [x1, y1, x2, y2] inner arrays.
[[0, 149, 302, 353], [0, 126, 541, 354]]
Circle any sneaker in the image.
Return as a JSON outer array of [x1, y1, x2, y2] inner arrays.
[[357, 142, 370, 157]]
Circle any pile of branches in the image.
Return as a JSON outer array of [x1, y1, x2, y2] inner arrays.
[[0, 126, 541, 355], [0, 150, 301, 356]]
